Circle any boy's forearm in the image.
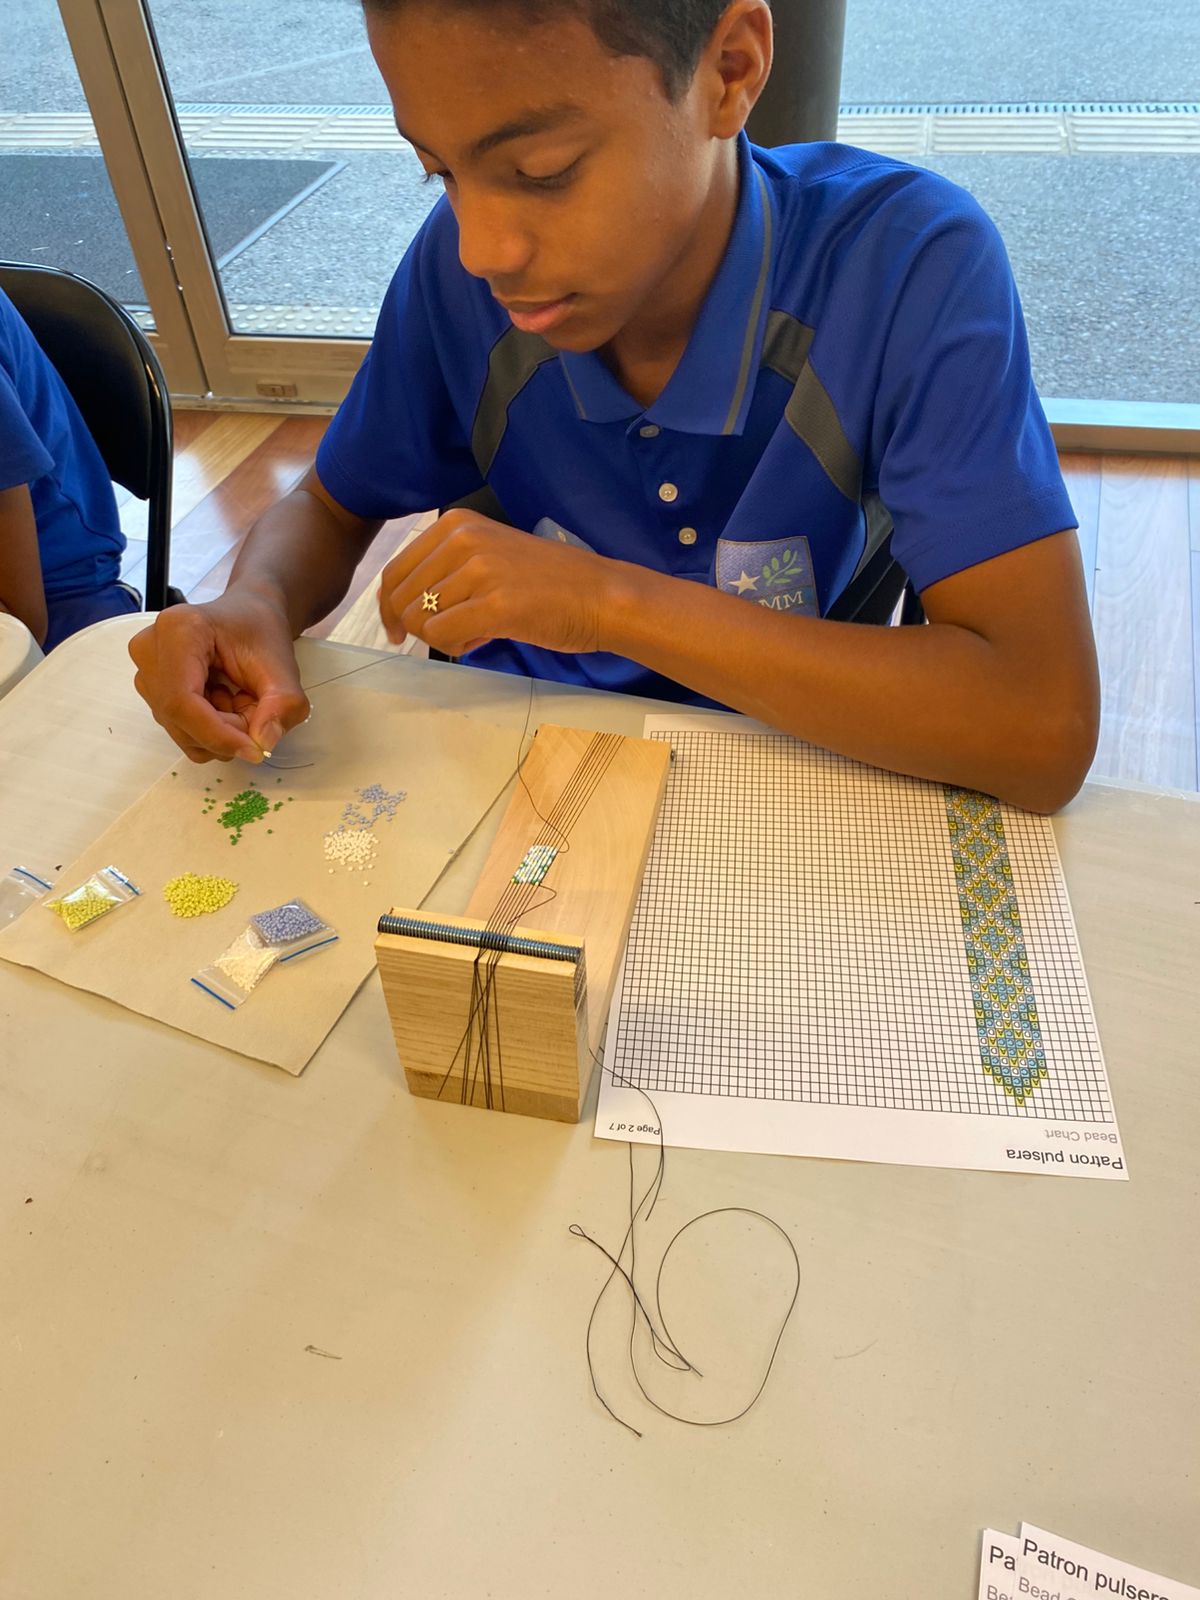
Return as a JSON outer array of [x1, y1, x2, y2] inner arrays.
[[598, 564, 1095, 813], [0, 595, 47, 647], [226, 486, 380, 636], [0, 485, 49, 646]]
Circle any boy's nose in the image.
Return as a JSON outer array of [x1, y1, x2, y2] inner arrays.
[[455, 193, 535, 285]]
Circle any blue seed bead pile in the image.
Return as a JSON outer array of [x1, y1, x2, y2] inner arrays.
[[250, 899, 327, 945], [336, 782, 406, 833]]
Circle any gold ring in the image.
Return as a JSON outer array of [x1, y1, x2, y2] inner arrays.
[[421, 590, 440, 614]]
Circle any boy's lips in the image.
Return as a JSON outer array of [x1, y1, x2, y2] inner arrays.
[[499, 293, 577, 334]]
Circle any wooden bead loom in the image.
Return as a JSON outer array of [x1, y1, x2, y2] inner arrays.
[[375, 724, 670, 1122]]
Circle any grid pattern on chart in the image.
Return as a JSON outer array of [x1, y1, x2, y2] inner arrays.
[[608, 729, 1112, 1122]]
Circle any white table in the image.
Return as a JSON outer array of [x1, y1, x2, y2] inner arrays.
[[1, 615, 1198, 1600]]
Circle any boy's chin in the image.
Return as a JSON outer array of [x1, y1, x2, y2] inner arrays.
[[540, 325, 607, 354], [537, 305, 626, 355]]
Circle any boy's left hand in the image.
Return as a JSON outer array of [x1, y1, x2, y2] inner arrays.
[[378, 509, 612, 656]]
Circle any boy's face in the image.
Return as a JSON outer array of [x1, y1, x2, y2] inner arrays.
[[366, 3, 736, 354]]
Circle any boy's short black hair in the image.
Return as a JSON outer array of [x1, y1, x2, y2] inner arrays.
[[362, 0, 745, 100]]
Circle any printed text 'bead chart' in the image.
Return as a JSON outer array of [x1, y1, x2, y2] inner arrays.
[[599, 716, 1125, 1179]]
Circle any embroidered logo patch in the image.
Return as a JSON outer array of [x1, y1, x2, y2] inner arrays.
[[716, 537, 817, 615]]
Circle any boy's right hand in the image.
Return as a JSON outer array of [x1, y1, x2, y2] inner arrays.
[[128, 589, 310, 764]]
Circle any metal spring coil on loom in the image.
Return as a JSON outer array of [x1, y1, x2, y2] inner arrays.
[[376, 913, 581, 964]]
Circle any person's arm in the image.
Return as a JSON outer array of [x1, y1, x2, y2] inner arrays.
[[128, 466, 382, 762], [223, 467, 383, 633], [377, 513, 1099, 813], [598, 527, 1099, 812], [0, 483, 49, 646]]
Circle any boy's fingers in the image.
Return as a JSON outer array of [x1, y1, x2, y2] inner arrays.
[[420, 596, 497, 658], [381, 550, 463, 642], [246, 687, 311, 754], [379, 520, 446, 592], [146, 694, 259, 762], [374, 583, 406, 646], [131, 600, 309, 762], [208, 681, 245, 717], [162, 692, 262, 762], [207, 628, 308, 755], [378, 518, 472, 638], [174, 741, 220, 766], [378, 574, 408, 642], [130, 613, 257, 761]]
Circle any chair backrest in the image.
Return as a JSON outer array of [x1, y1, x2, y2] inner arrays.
[[0, 261, 169, 498], [826, 511, 924, 627], [0, 261, 175, 608]]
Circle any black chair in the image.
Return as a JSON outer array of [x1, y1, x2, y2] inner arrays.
[[826, 530, 925, 627], [0, 260, 182, 612]]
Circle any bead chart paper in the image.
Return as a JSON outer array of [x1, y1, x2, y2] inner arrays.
[[0, 680, 520, 1074], [599, 715, 1125, 1178]]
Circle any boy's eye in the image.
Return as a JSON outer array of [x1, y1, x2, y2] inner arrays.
[[420, 169, 452, 188], [515, 157, 582, 193]]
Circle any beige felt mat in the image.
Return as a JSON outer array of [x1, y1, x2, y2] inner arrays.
[[0, 679, 520, 1073]]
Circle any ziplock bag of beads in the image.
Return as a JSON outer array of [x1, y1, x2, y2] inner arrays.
[[249, 899, 331, 947], [192, 919, 339, 1010], [0, 865, 55, 927], [46, 866, 141, 932]]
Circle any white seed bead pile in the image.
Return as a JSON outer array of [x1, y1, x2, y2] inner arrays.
[[323, 828, 378, 872]]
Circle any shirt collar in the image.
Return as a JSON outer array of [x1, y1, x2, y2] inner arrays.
[[557, 133, 775, 437]]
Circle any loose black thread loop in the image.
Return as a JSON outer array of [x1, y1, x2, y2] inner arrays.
[[365, 663, 802, 1436], [570, 1058, 801, 1437]]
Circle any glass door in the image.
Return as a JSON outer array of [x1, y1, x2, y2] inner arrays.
[[59, 0, 441, 403], [45, 0, 1200, 442], [839, 0, 1200, 446], [11, 0, 205, 394]]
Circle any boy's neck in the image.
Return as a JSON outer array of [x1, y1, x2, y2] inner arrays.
[[599, 141, 742, 411]]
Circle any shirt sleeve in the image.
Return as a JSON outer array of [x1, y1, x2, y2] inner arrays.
[[870, 185, 1076, 594], [0, 366, 54, 493], [316, 204, 486, 520]]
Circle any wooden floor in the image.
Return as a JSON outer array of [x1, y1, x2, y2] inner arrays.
[[118, 412, 1200, 795]]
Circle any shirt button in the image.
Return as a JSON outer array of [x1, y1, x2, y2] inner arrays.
[[678, 527, 698, 546], [639, 424, 660, 439], [658, 482, 679, 504]]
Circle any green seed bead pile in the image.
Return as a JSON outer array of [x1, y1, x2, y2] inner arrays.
[[49, 887, 114, 930], [163, 872, 239, 918], [199, 779, 294, 845]]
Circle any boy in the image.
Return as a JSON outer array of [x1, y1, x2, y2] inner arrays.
[[130, 0, 1099, 812], [0, 286, 139, 651]]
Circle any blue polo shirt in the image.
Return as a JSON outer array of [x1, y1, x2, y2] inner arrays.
[[0, 288, 124, 602], [317, 134, 1074, 702]]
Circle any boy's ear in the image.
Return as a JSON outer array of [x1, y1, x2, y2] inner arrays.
[[702, 0, 773, 138]]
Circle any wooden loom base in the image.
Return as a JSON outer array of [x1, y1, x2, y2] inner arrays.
[[374, 724, 670, 1123], [377, 912, 589, 1123], [402, 1071, 583, 1125]]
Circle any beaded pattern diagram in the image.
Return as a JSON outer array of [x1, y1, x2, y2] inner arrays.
[[944, 787, 1048, 1105], [608, 727, 1112, 1123]]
